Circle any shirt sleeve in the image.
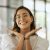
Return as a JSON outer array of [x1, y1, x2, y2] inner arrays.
[[34, 37, 49, 50], [1, 34, 16, 50]]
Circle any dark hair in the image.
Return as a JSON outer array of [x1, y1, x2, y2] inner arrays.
[[12, 6, 36, 35]]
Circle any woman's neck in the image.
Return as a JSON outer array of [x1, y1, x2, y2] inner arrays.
[[20, 27, 30, 34]]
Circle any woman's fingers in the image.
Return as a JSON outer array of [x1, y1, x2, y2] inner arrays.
[[28, 27, 42, 35], [25, 27, 42, 38], [8, 28, 24, 39], [3, 27, 20, 36]]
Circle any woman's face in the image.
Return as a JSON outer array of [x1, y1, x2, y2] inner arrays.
[[16, 9, 33, 29]]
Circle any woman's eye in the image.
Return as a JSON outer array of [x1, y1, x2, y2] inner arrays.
[[24, 15, 27, 17], [17, 16, 20, 19]]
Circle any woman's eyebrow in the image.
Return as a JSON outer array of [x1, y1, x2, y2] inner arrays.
[[23, 13, 27, 15], [16, 13, 27, 16]]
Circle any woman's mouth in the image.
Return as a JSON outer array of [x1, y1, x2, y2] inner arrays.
[[19, 22, 28, 25]]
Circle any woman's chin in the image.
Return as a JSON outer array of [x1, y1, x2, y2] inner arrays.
[[19, 26, 29, 29], [20, 27, 27, 29]]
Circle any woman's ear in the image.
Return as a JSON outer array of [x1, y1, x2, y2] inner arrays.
[[30, 16, 33, 22]]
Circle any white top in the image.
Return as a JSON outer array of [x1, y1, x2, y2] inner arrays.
[[1, 34, 49, 50]]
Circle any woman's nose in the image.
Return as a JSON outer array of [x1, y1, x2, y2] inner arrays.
[[20, 16, 24, 21]]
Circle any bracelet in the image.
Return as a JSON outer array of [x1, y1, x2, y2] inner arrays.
[[24, 37, 29, 40], [24, 37, 25, 40], [22, 33, 29, 40]]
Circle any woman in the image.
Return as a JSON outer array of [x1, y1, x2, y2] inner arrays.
[[1, 6, 49, 50]]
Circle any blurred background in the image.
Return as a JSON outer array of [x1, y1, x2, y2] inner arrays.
[[0, 0, 50, 50]]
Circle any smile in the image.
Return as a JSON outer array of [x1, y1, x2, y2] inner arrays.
[[19, 22, 27, 25]]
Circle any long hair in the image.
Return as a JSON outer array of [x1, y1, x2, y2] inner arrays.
[[12, 6, 36, 35]]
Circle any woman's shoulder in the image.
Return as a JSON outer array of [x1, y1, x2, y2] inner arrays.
[[36, 36, 49, 49], [1, 34, 13, 45], [37, 36, 49, 45], [30, 35, 49, 44], [30, 35, 49, 50], [1, 34, 17, 50], [2, 33, 18, 42]]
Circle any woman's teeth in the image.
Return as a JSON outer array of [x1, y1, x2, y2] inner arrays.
[[20, 22, 27, 24]]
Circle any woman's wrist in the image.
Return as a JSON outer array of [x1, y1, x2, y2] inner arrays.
[[24, 37, 30, 40]]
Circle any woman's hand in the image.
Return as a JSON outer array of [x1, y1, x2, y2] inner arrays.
[[4, 27, 24, 40], [9, 29, 24, 40], [25, 27, 42, 39]]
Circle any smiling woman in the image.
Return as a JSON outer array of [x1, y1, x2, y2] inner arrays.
[[1, 6, 49, 50], [16, 9, 33, 31]]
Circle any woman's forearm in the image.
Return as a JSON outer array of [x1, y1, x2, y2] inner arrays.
[[25, 39, 32, 50], [16, 38, 24, 50]]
